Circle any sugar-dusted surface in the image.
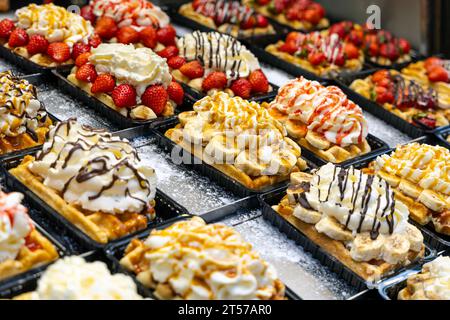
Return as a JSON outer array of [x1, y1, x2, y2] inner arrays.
[[0, 59, 26, 76], [220, 212, 358, 300], [364, 111, 411, 147], [132, 136, 240, 215]]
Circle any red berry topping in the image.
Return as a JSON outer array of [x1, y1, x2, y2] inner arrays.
[[76, 63, 98, 83], [248, 69, 269, 94], [156, 25, 176, 46], [157, 46, 179, 60], [26, 35, 49, 56], [139, 26, 157, 49], [88, 34, 102, 48], [141, 85, 168, 115], [117, 26, 140, 44], [80, 5, 96, 25], [8, 28, 29, 48], [47, 42, 71, 63], [72, 42, 91, 60], [0, 19, 15, 39], [202, 72, 227, 92], [75, 52, 91, 67], [179, 61, 205, 79], [230, 78, 252, 99], [91, 74, 116, 94], [112, 84, 137, 109], [167, 81, 184, 106], [95, 16, 118, 40], [167, 56, 186, 69]]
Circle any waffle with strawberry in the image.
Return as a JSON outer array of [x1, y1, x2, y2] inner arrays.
[[266, 31, 364, 78], [350, 69, 450, 129], [172, 31, 271, 99], [327, 21, 412, 67], [67, 43, 184, 120], [179, 0, 275, 38], [243, 0, 329, 31], [0, 3, 97, 68]]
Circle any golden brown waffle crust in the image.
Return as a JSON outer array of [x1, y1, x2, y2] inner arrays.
[[274, 195, 425, 282], [9, 156, 151, 244], [165, 126, 302, 191], [0, 228, 59, 282]]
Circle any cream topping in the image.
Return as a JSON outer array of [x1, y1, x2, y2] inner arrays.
[[416, 256, 450, 300]]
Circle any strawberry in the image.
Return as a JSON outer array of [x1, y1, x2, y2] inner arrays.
[[117, 26, 140, 44], [308, 52, 326, 66], [156, 25, 176, 46], [380, 43, 399, 61], [257, 0, 271, 4], [372, 70, 391, 84], [91, 74, 116, 94], [230, 78, 252, 99], [333, 53, 346, 67], [47, 42, 71, 63], [241, 16, 257, 29], [72, 42, 90, 60], [413, 114, 436, 128], [375, 86, 394, 104], [348, 29, 364, 47], [95, 16, 118, 40], [167, 56, 186, 69], [425, 57, 442, 71], [179, 61, 204, 79], [141, 85, 168, 115], [76, 63, 98, 83], [398, 38, 411, 55], [80, 5, 96, 25], [8, 28, 29, 48], [112, 84, 137, 108], [75, 52, 91, 67], [279, 42, 298, 55], [202, 72, 227, 92], [139, 26, 157, 49], [0, 19, 15, 39], [26, 35, 49, 56], [344, 43, 360, 60], [304, 9, 321, 24], [428, 67, 449, 83], [256, 15, 269, 28], [329, 23, 347, 39], [367, 41, 379, 57], [157, 46, 179, 60], [248, 70, 269, 93], [167, 81, 184, 106], [88, 34, 102, 48]]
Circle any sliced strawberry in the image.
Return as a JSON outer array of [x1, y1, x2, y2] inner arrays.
[[91, 74, 116, 94], [95, 16, 118, 40], [117, 26, 140, 44], [258, 0, 271, 5], [249, 69, 269, 94], [26, 35, 49, 56], [139, 26, 157, 49], [344, 43, 360, 60], [157, 46, 179, 60], [141, 85, 168, 115], [75, 52, 91, 67], [428, 67, 449, 83], [80, 5, 96, 25], [0, 19, 15, 39], [88, 34, 102, 48], [179, 61, 204, 79], [47, 42, 71, 63], [304, 9, 321, 24], [241, 16, 257, 29], [167, 81, 184, 106], [72, 42, 90, 60], [202, 72, 227, 92], [398, 38, 411, 55], [167, 56, 186, 69], [8, 28, 29, 48], [256, 15, 269, 28], [375, 86, 394, 104], [231, 78, 252, 99], [308, 52, 326, 66], [112, 84, 137, 109], [425, 57, 442, 71], [156, 25, 176, 46], [279, 42, 298, 55], [333, 53, 346, 67], [367, 41, 379, 57], [76, 63, 98, 83]]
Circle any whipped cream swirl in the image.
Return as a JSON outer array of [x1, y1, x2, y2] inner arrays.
[[413, 256, 450, 300], [0, 71, 48, 141], [16, 3, 94, 46], [177, 31, 261, 80], [0, 192, 33, 264], [31, 256, 143, 300], [29, 119, 157, 215]]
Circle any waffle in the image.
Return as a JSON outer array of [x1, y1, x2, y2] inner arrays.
[[3, 42, 74, 68], [178, 2, 275, 38], [0, 228, 59, 282], [0, 122, 51, 155]]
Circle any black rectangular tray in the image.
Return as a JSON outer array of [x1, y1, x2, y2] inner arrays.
[[0, 221, 67, 294], [0, 126, 191, 251], [364, 50, 424, 71], [335, 69, 432, 138], [259, 189, 435, 292], [52, 67, 195, 129], [152, 117, 318, 197], [105, 215, 301, 300], [433, 126, 450, 149]]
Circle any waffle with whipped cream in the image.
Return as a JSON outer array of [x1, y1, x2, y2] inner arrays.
[[166, 92, 308, 190], [366, 143, 450, 236], [120, 217, 285, 300], [263, 77, 370, 163], [0, 192, 59, 282], [274, 163, 425, 282], [398, 256, 450, 300], [178, 0, 275, 38], [9, 119, 157, 244], [0, 71, 52, 155], [14, 256, 143, 300]]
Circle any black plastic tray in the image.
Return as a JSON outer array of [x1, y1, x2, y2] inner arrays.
[[434, 126, 450, 149], [0, 221, 67, 294], [335, 69, 433, 138], [52, 67, 195, 129], [259, 189, 435, 292], [152, 117, 318, 197], [105, 215, 301, 300], [0, 126, 190, 251], [365, 50, 424, 71]]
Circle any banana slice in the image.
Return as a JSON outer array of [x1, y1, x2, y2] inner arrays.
[[382, 234, 411, 265], [293, 205, 322, 224], [290, 172, 312, 185], [234, 150, 265, 176], [287, 184, 305, 204], [305, 131, 331, 150], [405, 224, 424, 252], [398, 180, 422, 199], [315, 216, 354, 242], [179, 111, 198, 126], [204, 136, 239, 164], [377, 170, 401, 187], [350, 233, 384, 262], [418, 190, 447, 212], [285, 120, 307, 139]]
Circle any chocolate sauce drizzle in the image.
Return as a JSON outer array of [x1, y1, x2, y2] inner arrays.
[[391, 74, 437, 109], [295, 166, 396, 240]]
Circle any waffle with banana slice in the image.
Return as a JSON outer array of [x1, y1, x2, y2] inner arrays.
[[367, 143, 450, 236], [165, 92, 308, 190], [263, 77, 371, 163], [274, 163, 425, 282]]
